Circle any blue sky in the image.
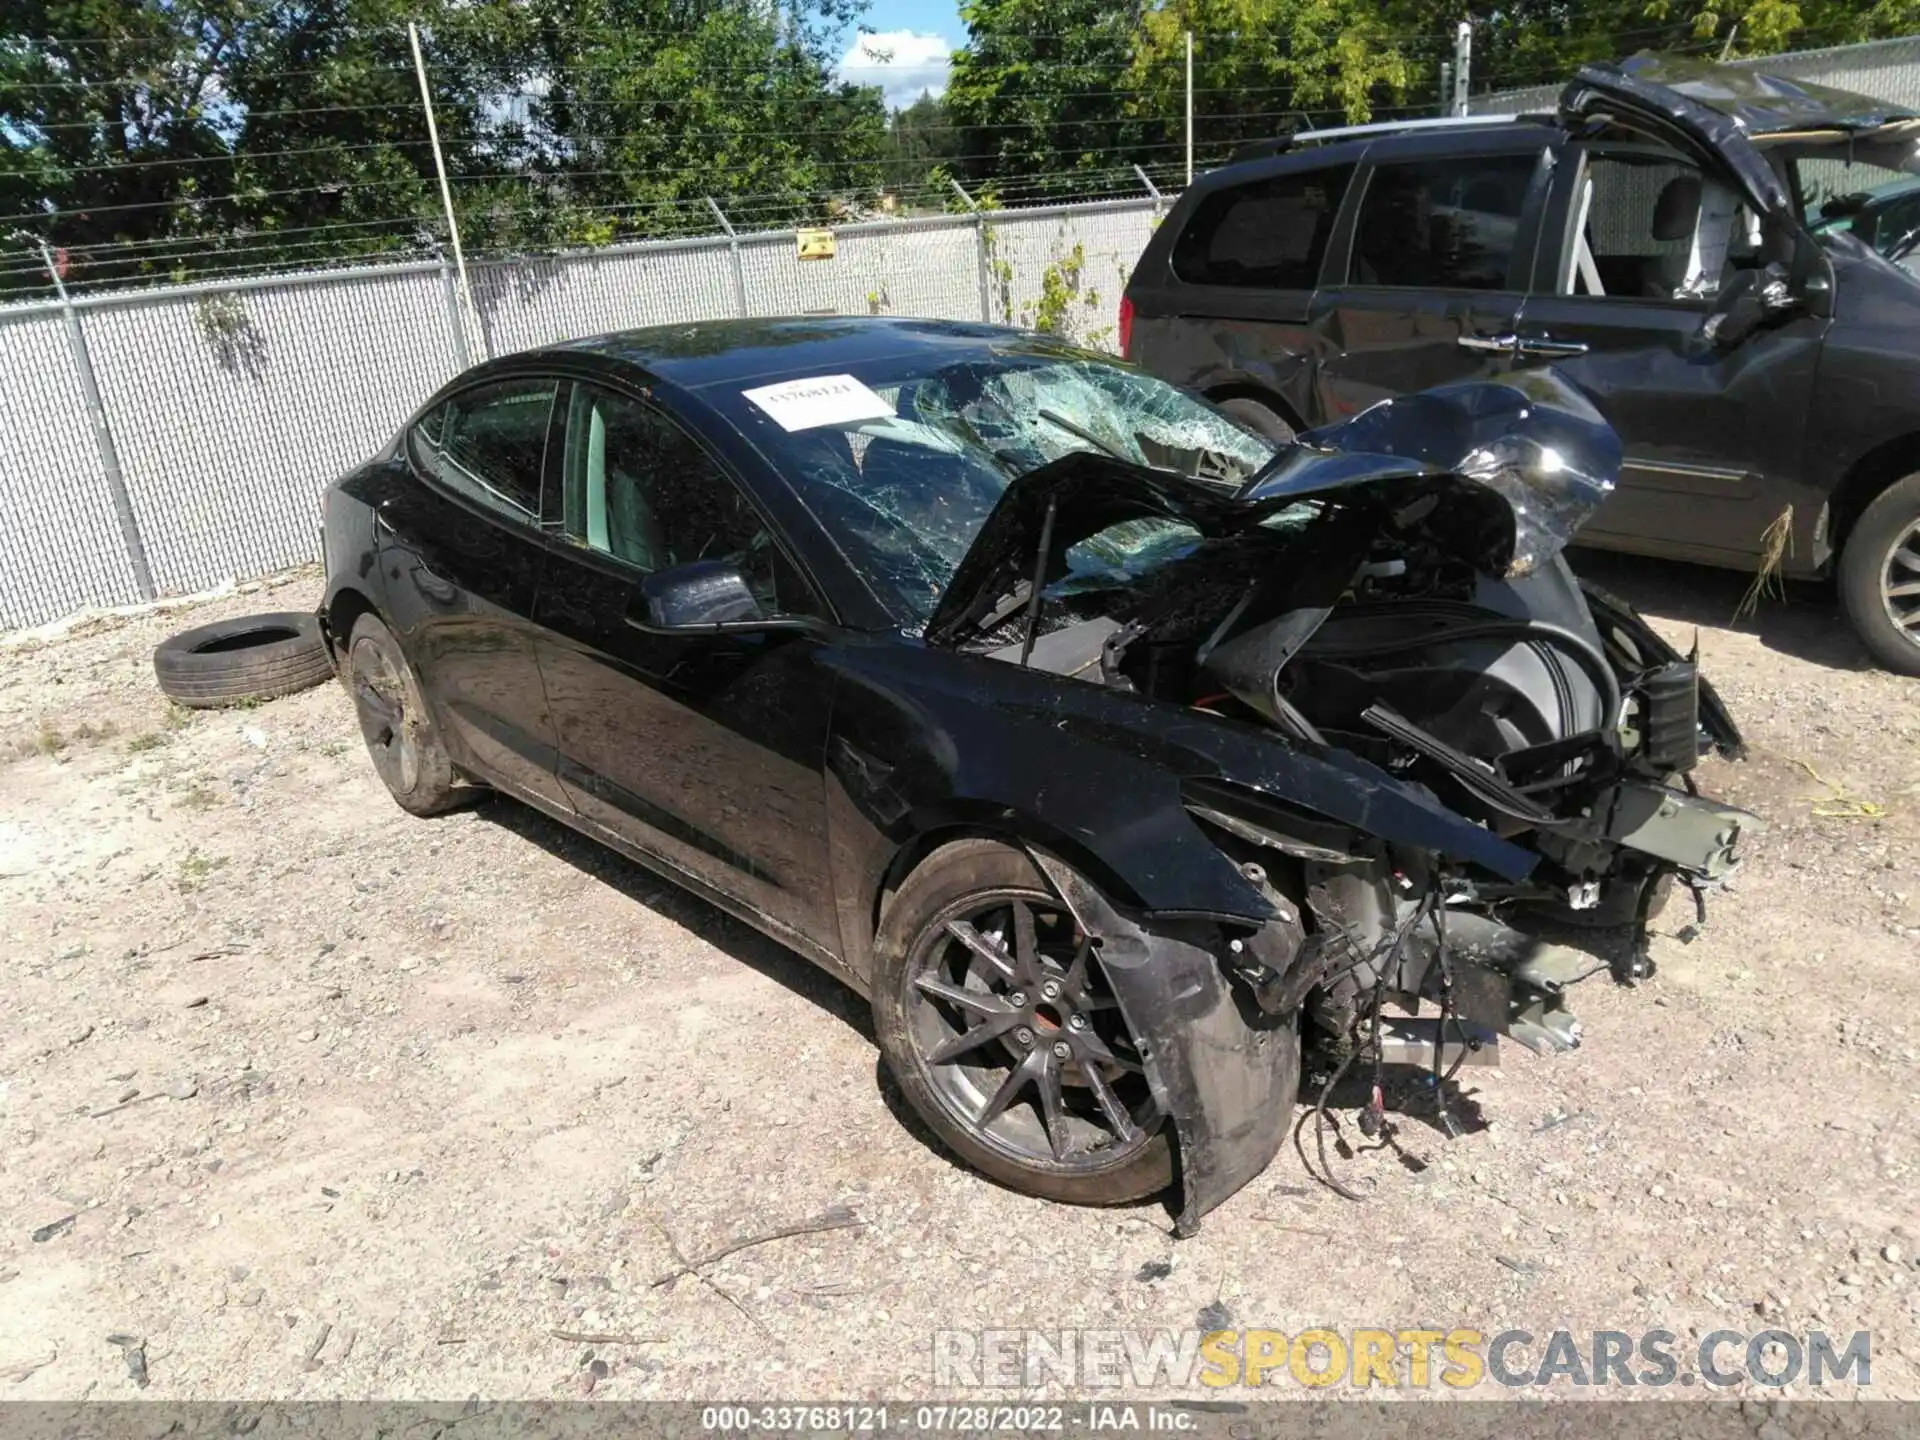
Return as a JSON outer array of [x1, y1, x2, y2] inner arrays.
[[857, 0, 967, 48], [835, 0, 966, 109]]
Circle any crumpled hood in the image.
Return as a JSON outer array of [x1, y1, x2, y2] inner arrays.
[[922, 371, 1620, 648]]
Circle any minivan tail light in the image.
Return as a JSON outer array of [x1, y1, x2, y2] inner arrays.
[[1118, 295, 1134, 358]]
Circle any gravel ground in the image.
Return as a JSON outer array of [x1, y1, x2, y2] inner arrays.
[[1, 556, 1917, 1403]]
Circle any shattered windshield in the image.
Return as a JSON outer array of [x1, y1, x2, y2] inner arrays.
[[706, 352, 1275, 623]]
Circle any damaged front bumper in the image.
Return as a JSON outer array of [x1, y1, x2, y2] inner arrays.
[[1604, 781, 1761, 879]]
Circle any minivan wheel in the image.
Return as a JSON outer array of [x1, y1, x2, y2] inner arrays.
[[871, 839, 1174, 1206], [1838, 472, 1920, 677], [1215, 396, 1297, 446]]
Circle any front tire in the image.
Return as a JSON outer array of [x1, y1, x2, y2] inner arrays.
[[871, 839, 1174, 1206], [1838, 473, 1920, 677], [344, 613, 469, 816]]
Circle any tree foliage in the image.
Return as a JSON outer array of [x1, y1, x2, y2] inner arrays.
[[9, 0, 1920, 293], [1, 0, 886, 290], [940, 0, 1920, 197]]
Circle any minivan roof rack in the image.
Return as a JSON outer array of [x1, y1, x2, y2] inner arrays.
[[1226, 111, 1551, 165]]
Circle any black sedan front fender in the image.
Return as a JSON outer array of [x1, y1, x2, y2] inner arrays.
[[1028, 847, 1299, 1236]]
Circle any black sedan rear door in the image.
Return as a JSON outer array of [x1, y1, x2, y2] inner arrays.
[[382, 376, 570, 810]]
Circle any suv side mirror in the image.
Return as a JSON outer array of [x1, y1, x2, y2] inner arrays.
[[1698, 261, 1798, 351], [625, 559, 823, 637]]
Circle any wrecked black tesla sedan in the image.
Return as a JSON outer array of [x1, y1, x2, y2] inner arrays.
[[318, 317, 1755, 1231]]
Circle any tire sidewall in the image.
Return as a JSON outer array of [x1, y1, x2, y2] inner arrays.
[[152, 611, 332, 707], [346, 613, 459, 813], [1839, 473, 1920, 677], [870, 838, 1175, 1206], [1215, 396, 1298, 447]]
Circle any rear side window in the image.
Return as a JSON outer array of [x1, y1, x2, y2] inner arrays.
[[1347, 153, 1540, 290], [411, 378, 557, 519], [1171, 166, 1353, 288]]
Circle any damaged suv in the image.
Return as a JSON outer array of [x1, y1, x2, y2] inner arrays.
[[1124, 54, 1920, 674], [318, 318, 1753, 1230]]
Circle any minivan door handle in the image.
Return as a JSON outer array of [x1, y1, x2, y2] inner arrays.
[[1515, 335, 1591, 358], [1456, 333, 1520, 355]]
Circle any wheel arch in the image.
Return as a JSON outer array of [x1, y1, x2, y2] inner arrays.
[[1203, 381, 1307, 433], [1827, 431, 1920, 563], [870, 806, 1160, 955], [323, 586, 379, 661]]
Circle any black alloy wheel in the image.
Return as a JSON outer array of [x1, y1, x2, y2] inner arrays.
[[873, 840, 1173, 1204]]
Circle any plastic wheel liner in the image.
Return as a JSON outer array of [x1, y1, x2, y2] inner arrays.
[[1024, 847, 1300, 1237]]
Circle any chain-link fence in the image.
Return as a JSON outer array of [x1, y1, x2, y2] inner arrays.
[[0, 197, 1162, 633], [1468, 33, 1920, 115]]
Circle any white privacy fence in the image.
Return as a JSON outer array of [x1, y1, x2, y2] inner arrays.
[[0, 197, 1160, 633]]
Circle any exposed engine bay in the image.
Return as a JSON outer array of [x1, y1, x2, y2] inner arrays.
[[922, 369, 1760, 1109]]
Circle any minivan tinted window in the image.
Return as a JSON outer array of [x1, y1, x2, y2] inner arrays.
[[1171, 166, 1353, 289], [1348, 153, 1539, 290]]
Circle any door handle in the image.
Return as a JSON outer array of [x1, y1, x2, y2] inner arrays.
[[1456, 333, 1520, 355], [1515, 335, 1591, 358]]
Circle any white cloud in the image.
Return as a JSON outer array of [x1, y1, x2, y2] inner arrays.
[[839, 30, 951, 110]]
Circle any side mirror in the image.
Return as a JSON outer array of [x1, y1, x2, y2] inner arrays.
[[625, 559, 823, 637], [635, 559, 763, 631], [1698, 262, 1798, 351]]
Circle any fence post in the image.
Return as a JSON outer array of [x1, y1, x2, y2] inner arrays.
[[705, 197, 749, 317], [36, 240, 156, 601], [437, 253, 474, 369], [951, 178, 993, 323], [1133, 164, 1165, 220]]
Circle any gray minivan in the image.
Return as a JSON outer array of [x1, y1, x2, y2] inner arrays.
[[1122, 54, 1920, 674]]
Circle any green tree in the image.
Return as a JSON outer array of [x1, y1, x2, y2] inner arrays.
[[1, 0, 887, 292], [882, 90, 956, 195], [943, 0, 1153, 200], [503, 0, 887, 244]]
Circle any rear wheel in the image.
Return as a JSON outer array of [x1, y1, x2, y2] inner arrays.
[[871, 839, 1173, 1206], [1838, 472, 1920, 677], [1214, 396, 1297, 446], [344, 613, 469, 816]]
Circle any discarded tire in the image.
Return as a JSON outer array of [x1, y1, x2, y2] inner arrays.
[[153, 611, 333, 709]]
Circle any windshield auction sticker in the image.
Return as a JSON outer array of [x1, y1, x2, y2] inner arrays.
[[743, 374, 895, 432]]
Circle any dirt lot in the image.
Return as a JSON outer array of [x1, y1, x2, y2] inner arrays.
[[1, 557, 1918, 1403]]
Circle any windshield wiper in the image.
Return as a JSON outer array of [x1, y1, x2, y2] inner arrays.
[[1038, 408, 1129, 462]]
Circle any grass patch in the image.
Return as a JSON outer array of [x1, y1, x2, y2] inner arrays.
[[164, 702, 196, 731], [177, 784, 220, 811], [126, 732, 165, 754], [177, 847, 229, 891], [1734, 505, 1794, 623], [33, 723, 65, 757], [72, 719, 119, 743]]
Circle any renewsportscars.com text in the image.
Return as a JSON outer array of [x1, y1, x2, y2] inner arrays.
[[932, 1327, 1872, 1391]]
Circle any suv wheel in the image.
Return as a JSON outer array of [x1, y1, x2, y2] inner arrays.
[[1838, 472, 1920, 677]]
